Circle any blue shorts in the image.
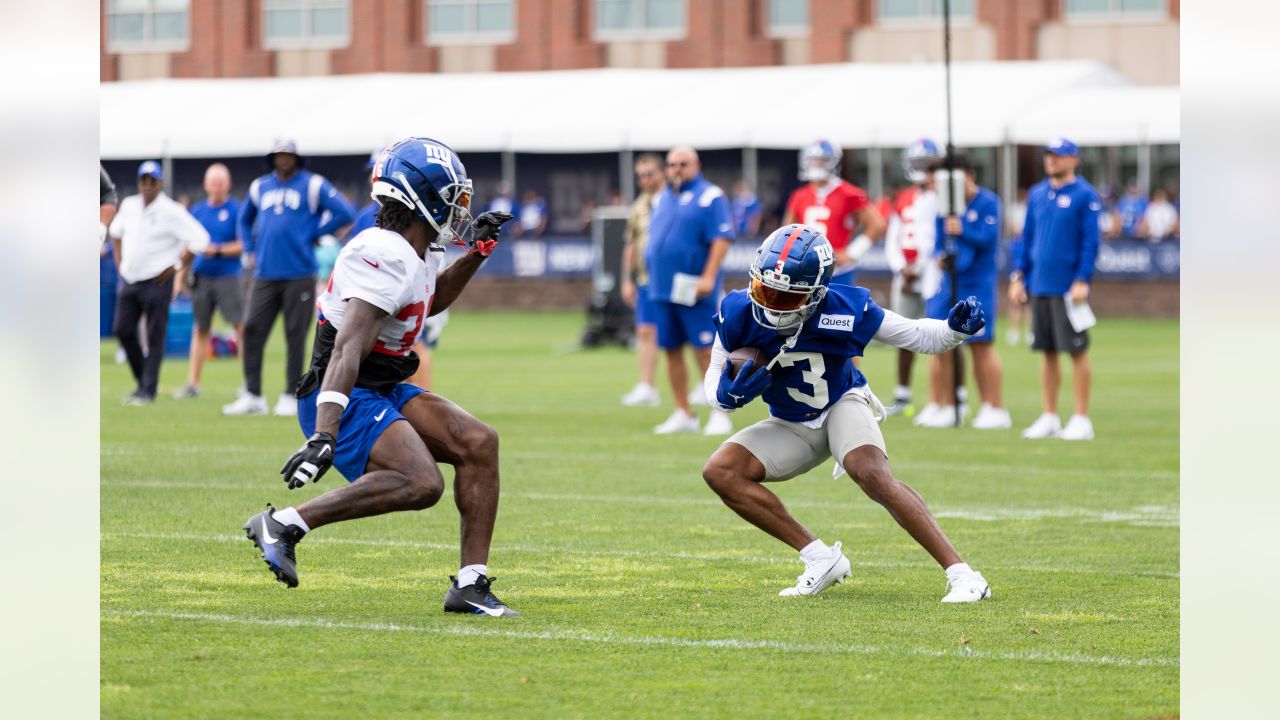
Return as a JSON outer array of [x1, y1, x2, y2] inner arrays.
[[926, 282, 996, 343], [831, 268, 856, 287], [635, 284, 656, 327], [297, 383, 428, 481], [654, 296, 718, 350]]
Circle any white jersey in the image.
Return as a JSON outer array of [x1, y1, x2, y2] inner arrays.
[[885, 186, 939, 296], [318, 227, 443, 357]]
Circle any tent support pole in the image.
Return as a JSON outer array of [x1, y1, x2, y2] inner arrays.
[[742, 147, 758, 193], [1137, 142, 1152, 195], [502, 150, 516, 195], [867, 146, 884, 201], [620, 149, 635, 201], [999, 141, 1016, 221]]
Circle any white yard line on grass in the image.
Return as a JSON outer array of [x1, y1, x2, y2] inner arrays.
[[103, 608, 1179, 669], [102, 530, 1180, 579]]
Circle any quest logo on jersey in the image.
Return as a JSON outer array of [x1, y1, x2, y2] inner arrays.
[[818, 314, 854, 331]]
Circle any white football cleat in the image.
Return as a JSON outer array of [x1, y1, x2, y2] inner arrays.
[[941, 571, 991, 603], [620, 383, 660, 407], [274, 392, 298, 417], [1021, 412, 1062, 439], [653, 410, 699, 435], [971, 404, 1012, 430], [222, 393, 268, 416], [913, 403, 941, 426], [779, 542, 851, 597], [703, 409, 733, 436], [1060, 414, 1094, 440], [920, 405, 962, 428], [687, 388, 708, 407]]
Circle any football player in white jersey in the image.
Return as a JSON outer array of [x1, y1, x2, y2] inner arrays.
[[243, 137, 520, 617]]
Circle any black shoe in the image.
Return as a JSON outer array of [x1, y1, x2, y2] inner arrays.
[[444, 575, 519, 617], [243, 504, 305, 588]]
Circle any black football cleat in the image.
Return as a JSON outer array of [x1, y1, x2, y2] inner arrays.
[[444, 575, 520, 617], [243, 505, 306, 588]]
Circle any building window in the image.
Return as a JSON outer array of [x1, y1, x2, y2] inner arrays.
[[878, 0, 975, 23], [106, 0, 190, 52], [766, 0, 808, 37], [263, 0, 350, 49], [1063, 0, 1165, 19], [426, 0, 516, 45], [594, 0, 686, 40]]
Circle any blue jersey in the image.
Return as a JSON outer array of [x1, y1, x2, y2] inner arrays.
[[1015, 178, 1101, 297], [933, 186, 1000, 295], [347, 202, 378, 240], [731, 192, 762, 237], [1115, 193, 1148, 237], [190, 198, 242, 277], [238, 170, 354, 280], [645, 174, 735, 302], [716, 285, 885, 422]]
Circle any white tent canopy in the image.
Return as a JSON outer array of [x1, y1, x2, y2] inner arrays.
[[100, 60, 1177, 159]]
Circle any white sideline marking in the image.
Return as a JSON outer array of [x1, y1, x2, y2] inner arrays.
[[102, 531, 1180, 579], [103, 608, 1178, 669]]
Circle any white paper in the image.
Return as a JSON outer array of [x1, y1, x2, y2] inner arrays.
[[670, 272, 701, 307], [1064, 295, 1097, 333]]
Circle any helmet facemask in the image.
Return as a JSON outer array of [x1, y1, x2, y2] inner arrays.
[[372, 175, 474, 246], [748, 266, 827, 333], [798, 143, 841, 183]]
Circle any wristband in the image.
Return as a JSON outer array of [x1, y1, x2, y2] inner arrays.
[[316, 391, 349, 410], [848, 234, 873, 262]]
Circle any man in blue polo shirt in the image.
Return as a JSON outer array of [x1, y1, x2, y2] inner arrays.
[[224, 139, 354, 417], [1009, 137, 1101, 440], [645, 146, 735, 436]]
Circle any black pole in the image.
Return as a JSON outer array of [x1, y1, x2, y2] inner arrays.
[[943, 0, 962, 428]]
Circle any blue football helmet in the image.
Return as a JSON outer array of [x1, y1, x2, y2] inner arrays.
[[798, 139, 842, 182], [748, 224, 837, 331], [371, 137, 473, 244], [902, 137, 941, 184]]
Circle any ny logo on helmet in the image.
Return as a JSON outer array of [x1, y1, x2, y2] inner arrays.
[[813, 242, 835, 267], [422, 143, 454, 167]]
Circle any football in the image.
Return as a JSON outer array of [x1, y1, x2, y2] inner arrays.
[[727, 347, 770, 379]]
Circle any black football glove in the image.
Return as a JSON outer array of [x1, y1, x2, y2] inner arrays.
[[280, 431, 336, 489], [460, 211, 513, 257]]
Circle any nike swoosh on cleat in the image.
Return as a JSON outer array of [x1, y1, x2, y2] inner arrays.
[[260, 518, 278, 545], [465, 600, 505, 617]]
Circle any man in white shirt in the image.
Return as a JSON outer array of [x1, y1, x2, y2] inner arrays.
[[108, 161, 210, 405], [1141, 188, 1179, 241]]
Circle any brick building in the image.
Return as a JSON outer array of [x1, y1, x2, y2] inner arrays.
[[102, 1, 1179, 85]]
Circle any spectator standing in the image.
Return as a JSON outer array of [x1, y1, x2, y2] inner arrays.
[[619, 153, 666, 408], [223, 139, 354, 417], [1141, 188, 1179, 241], [487, 180, 518, 217], [174, 163, 245, 399], [1009, 138, 1101, 441], [730, 180, 763, 238], [108, 161, 210, 405], [518, 188, 549, 238], [645, 147, 735, 436], [1114, 180, 1148, 238]]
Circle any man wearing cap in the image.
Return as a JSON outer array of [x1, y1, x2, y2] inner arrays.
[[1009, 138, 1101, 440], [225, 140, 354, 417], [108, 160, 211, 405]]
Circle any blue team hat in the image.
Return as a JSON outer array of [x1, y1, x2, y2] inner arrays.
[[265, 138, 305, 167], [1044, 137, 1079, 157], [137, 160, 163, 180]]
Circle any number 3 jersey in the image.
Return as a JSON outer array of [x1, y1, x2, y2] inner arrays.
[[297, 227, 442, 396]]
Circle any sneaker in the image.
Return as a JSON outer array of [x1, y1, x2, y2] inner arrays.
[[274, 393, 298, 417], [703, 409, 733, 436], [779, 541, 851, 597], [913, 403, 942, 426], [885, 390, 912, 417], [688, 388, 708, 407], [1021, 412, 1062, 439], [444, 575, 519, 617], [222, 393, 267, 416], [971, 404, 1012, 430], [654, 410, 699, 435], [172, 384, 200, 400], [243, 505, 306, 588], [941, 571, 991, 603], [122, 392, 154, 407], [1060, 414, 1094, 441], [920, 405, 962, 428], [620, 383, 660, 407]]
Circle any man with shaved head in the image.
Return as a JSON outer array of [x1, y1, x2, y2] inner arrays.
[[645, 146, 736, 436], [174, 163, 245, 399]]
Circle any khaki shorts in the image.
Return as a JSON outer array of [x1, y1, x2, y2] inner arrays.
[[890, 276, 926, 319], [725, 392, 887, 482]]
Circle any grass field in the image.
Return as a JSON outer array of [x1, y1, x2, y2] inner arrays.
[[101, 310, 1178, 719]]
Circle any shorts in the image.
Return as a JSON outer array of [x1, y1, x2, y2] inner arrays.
[[419, 309, 449, 350], [654, 295, 718, 350], [889, 279, 925, 320], [191, 274, 244, 331], [635, 284, 657, 327], [725, 392, 887, 482], [831, 268, 856, 287], [297, 383, 428, 482], [926, 282, 996, 343], [1030, 295, 1090, 354]]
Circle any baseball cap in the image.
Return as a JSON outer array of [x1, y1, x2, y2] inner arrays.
[[137, 160, 163, 180], [265, 138, 305, 167], [1044, 137, 1079, 157]]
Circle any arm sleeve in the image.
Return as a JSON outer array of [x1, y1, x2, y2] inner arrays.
[[1076, 193, 1101, 283], [315, 178, 355, 238], [703, 191, 735, 244], [873, 308, 967, 354], [883, 214, 905, 272], [107, 197, 129, 239], [336, 249, 411, 315], [957, 196, 1001, 250], [703, 335, 733, 412], [176, 206, 211, 254], [238, 180, 260, 254]]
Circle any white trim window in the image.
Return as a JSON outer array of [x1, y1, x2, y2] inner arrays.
[[594, 0, 686, 41], [106, 0, 190, 52], [426, 0, 517, 45], [1063, 0, 1165, 20], [766, 0, 808, 37], [263, 0, 350, 50], [878, 0, 975, 25]]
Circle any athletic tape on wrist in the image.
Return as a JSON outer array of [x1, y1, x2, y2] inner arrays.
[[316, 391, 349, 410]]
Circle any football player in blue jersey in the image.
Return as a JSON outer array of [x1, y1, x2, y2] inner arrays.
[[702, 224, 992, 602]]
